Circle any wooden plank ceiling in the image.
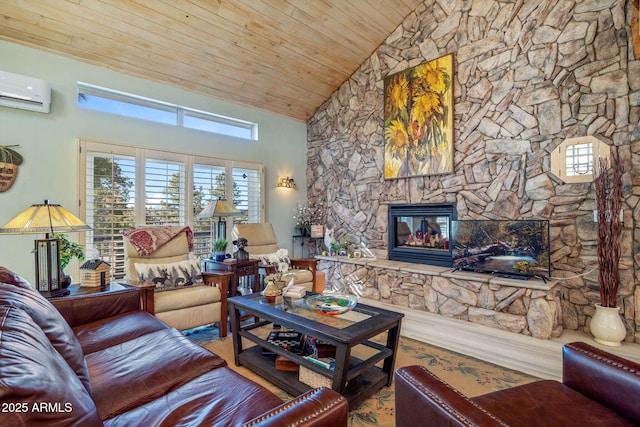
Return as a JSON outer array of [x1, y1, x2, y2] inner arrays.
[[0, 0, 424, 121]]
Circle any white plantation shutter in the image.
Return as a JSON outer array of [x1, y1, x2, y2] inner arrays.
[[144, 158, 185, 225], [233, 164, 264, 224], [84, 149, 136, 280], [193, 162, 227, 257]]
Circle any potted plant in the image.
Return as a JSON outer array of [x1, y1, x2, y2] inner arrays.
[[591, 151, 626, 346], [213, 238, 228, 261], [53, 232, 85, 288], [293, 201, 326, 236]]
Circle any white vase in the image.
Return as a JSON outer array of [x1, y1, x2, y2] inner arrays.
[[591, 303, 626, 346]]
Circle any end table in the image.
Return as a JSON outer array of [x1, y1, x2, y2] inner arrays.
[[49, 282, 132, 298], [203, 258, 260, 296]]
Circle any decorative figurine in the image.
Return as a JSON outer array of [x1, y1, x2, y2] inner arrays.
[[324, 227, 336, 252], [233, 237, 249, 260]]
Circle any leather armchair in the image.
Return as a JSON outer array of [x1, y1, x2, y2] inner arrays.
[[233, 223, 318, 292], [395, 341, 640, 427]]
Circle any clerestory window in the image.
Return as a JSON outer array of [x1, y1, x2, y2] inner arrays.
[[77, 83, 258, 140]]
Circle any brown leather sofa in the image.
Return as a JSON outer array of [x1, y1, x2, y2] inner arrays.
[[395, 341, 640, 427], [0, 267, 348, 427]]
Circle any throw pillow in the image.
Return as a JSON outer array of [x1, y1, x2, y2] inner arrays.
[[134, 259, 204, 292], [252, 249, 292, 268], [265, 271, 299, 284]]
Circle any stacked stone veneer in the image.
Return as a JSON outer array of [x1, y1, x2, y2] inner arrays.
[[307, 1, 640, 341], [319, 257, 563, 339]]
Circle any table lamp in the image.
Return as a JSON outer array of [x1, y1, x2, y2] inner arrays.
[[0, 200, 91, 297], [197, 197, 243, 255]]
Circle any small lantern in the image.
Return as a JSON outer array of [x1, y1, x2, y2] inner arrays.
[[34, 238, 64, 297]]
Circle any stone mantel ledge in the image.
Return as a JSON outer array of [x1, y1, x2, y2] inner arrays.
[[315, 256, 557, 290], [316, 256, 561, 339]]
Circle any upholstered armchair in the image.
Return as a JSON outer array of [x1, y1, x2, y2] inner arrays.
[[232, 223, 319, 292], [123, 225, 230, 336]]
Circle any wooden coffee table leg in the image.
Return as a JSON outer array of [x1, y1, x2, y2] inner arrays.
[[383, 320, 402, 386], [332, 344, 351, 394], [230, 303, 243, 366]]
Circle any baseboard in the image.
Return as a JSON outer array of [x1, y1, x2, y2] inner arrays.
[[362, 298, 640, 380]]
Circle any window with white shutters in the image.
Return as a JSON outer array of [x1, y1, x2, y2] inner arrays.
[[233, 165, 263, 224], [145, 158, 185, 225], [80, 140, 263, 280]]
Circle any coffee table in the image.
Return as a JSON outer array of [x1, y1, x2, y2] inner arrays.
[[228, 293, 403, 408]]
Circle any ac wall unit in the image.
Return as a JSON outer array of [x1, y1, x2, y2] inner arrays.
[[0, 70, 51, 113]]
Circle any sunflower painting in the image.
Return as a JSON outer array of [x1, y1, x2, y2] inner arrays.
[[384, 54, 454, 179]]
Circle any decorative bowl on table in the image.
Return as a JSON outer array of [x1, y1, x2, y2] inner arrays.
[[305, 294, 357, 316]]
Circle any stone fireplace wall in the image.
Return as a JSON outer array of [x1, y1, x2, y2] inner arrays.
[[306, 1, 640, 342]]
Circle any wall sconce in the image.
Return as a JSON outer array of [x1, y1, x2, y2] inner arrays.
[[277, 177, 296, 189]]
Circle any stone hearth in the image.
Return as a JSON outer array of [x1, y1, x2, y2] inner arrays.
[[318, 256, 562, 339]]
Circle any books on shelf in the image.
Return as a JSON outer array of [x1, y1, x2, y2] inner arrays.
[[263, 330, 306, 355], [303, 355, 335, 371], [306, 337, 336, 358], [275, 355, 299, 371]]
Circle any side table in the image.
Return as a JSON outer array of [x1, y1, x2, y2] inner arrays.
[[203, 259, 260, 296], [292, 235, 323, 258], [50, 282, 132, 298], [200, 271, 233, 337], [53, 282, 157, 314]]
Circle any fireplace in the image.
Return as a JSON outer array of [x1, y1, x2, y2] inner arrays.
[[388, 203, 457, 267]]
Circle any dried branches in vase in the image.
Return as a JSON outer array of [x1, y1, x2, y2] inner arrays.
[[594, 152, 623, 308]]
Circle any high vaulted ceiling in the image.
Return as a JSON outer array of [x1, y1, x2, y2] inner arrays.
[[0, 0, 424, 121]]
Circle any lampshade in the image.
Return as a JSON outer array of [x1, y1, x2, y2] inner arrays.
[[0, 200, 90, 298], [0, 200, 90, 235], [277, 177, 296, 189], [197, 198, 243, 218]]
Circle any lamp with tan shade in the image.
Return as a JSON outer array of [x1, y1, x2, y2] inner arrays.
[[197, 197, 243, 257], [0, 200, 90, 297]]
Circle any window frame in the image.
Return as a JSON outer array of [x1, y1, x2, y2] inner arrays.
[[77, 82, 258, 141], [550, 136, 611, 183]]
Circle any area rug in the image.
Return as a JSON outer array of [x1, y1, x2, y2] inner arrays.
[[184, 326, 539, 426]]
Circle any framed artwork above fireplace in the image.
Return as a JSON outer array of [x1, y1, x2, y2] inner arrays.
[[383, 53, 454, 179]]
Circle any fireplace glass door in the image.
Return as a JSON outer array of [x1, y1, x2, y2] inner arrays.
[[395, 216, 449, 250], [388, 203, 455, 267]]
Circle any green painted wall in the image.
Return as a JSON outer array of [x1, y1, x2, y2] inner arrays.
[[0, 41, 307, 283]]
